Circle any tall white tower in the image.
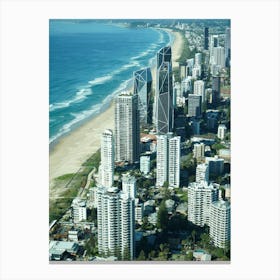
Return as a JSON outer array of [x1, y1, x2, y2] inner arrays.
[[210, 200, 231, 248], [156, 134, 168, 186], [115, 92, 140, 164], [97, 187, 135, 260], [168, 136, 181, 188], [100, 129, 114, 188], [193, 80, 205, 103]]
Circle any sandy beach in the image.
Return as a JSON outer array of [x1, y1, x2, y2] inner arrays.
[[49, 29, 184, 191]]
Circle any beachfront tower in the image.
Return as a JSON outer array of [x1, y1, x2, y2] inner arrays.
[[97, 186, 135, 260], [155, 46, 174, 134], [100, 129, 114, 188], [115, 92, 140, 164], [133, 68, 153, 126]]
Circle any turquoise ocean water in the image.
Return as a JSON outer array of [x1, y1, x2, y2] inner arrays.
[[49, 20, 172, 147]]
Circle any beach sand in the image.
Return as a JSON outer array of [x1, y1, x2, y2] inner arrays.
[[49, 29, 184, 192]]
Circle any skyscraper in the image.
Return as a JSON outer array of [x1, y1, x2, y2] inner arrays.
[[210, 200, 231, 248], [188, 94, 202, 117], [97, 186, 135, 260], [212, 46, 226, 69], [187, 181, 219, 227], [100, 129, 114, 188], [156, 133, 180, 187], [204, 27, 209, 50], [168, 136, 181, 188], [212, 76, 221, 106], [193, 80, 205, 103], [193, 142, 205, 160], [133, 68, 152, 125], [225, 27, 231, 67], [115, 92, 140, 163], [156, 134, 169, 186], [155, 46, 173, 134]]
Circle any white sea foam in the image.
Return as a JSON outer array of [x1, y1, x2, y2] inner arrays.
[[88, 74, 113, 86]]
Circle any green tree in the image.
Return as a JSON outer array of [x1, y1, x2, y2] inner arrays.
[[157, 200, 169, 231], [123, 245, 131, 261], [137, 250, 146, 261], [191, 230, 196, 245], [184, 251, 193, 261], [200, 233, 210, 249]]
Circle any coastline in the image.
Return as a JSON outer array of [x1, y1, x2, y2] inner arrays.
[[49, 28, 184, 189]]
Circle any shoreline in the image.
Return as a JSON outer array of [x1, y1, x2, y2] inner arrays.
[[49, 28, 184, 188]]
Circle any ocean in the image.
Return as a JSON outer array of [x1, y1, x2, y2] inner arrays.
[[49, 20, 173, 147]]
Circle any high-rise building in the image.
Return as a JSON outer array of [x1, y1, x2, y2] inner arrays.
[[210, 200, 231, 248], [196, 163, 209, 184], [212, 76, 221, 106], [181, 76, 192, 97], [195, 53, 202, 65], [156, 133, 181, 187], [225, 27, 231, 67], [115, 92, 140, 163], [193, 142, 205, 160], [100, 129, 114, 188], [122, 174, 136, 199], [179, 62, 188, 81], [140, 155, 150, 175], [193, 80, 205, 103], [155, 46, 173, 134], [133, 68, 153, 125], [168, 136, 181, 188], [156, 134, 169, 186], [212, 46, 225, 69], [187, 182, 219, 227], [188, 94, 202, 117], [217, 124, 227, 140], [97, 187, 135, 260], [205, 155, 224, 175], [71, 198, 87, 223], [204, 27, 209, 50]]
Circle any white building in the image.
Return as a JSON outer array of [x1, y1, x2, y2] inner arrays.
[[212, 46, 225, 69], [187, 182, 219, 227], [195, 52, 202, 65], [193, 80, 205, 103], [168, 136, 181, 188], [196, 163, 209, 184], [100, 129, 114, 188], [193, 142, 205, 160], [140, 155, 150, 175], [122, 174, 136, 199], [210, 200, 231, 248], [115, 92, 140, 164], [97, 187, 135, 260], [217, 124, 227, 140], [71, 198, 87, 223], [156, 133, 181, 187], [135, 202, 144, 224], [192, 64, 201, 80], [156, 134, 169, 186]]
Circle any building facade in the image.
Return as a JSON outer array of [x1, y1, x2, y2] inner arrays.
[[210, 200, 231, 248], [115, 92, 140, 163], [133, 68, 153, 125], [196, 163, 209, 184], [156, 133, 181, 187], [187, 182, 219, 227], [97, 187, 135, 260], [100, 129, 114, 188], [188, 94, 202, 117], [217, 124, 227, 140], [155, 46, 173, 134], [140, 155, 151, 175], [193, 80, 205, 103]]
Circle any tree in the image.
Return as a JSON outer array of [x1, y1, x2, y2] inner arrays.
[[156, 200, 169, 231], [191, 230, 196, 245], [200, 233, 210, 249], [137, 250, 146, 261], [184, 251, 193, 261], [123, 245, 131, 261]]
